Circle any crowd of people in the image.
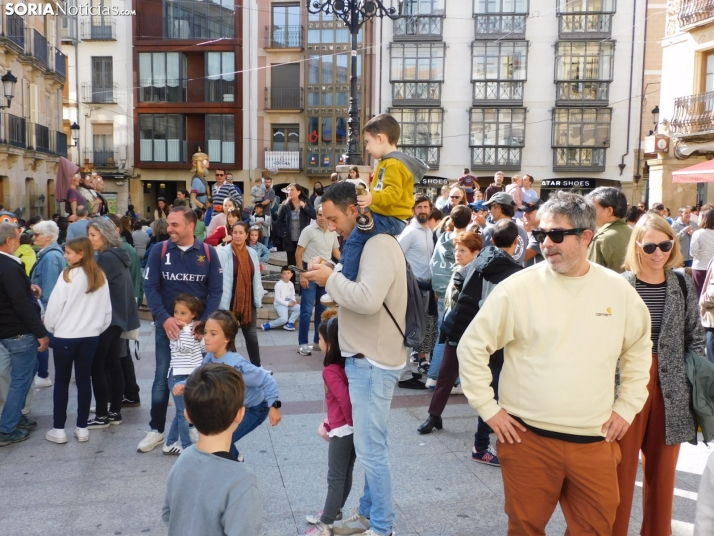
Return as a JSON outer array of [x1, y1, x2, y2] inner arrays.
[[4, 109, 714, 536]]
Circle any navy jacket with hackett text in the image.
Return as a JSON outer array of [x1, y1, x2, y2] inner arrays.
[[144, 238, 223, 327]]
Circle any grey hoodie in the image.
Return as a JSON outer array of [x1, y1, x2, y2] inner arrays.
[[97, 247, 141, 331], [382, 151, 429, 182], [430, 230, 457, 297]]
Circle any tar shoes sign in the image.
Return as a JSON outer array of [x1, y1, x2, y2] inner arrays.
[[540, 179, 596, 189]]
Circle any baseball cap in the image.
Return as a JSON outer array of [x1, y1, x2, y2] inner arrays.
[[519, 199, 543, 213], [483, 192, 515, 207], [469, 201, 488, 212]]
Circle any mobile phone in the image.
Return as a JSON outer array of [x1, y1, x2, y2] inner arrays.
[[288, 265, 307, 273]]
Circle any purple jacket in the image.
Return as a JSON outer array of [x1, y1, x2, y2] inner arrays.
[[323, 364, 352, 432]]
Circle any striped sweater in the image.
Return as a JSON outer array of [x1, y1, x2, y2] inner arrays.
[[169, 322, 204, 376]]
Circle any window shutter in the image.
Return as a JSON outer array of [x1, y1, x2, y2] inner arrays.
[[30, 84, 39, 124], [23, 80, 30, 119]]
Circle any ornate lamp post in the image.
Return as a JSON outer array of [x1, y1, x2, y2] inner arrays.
[[307, 0, 403, 166]]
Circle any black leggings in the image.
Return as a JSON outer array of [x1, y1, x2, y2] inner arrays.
[[91, 326, 124, 417]]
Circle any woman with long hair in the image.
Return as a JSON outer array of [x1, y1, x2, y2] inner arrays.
[[44, 237, 112, 444], [311, 181, 325, 210], [206, 197, 238, 236], [691, 208, 714, 296], [277, 183, 316, 267], [119, 216, 134, 246], [154, 197, 170, 220], [614, 213, 705, 536], [205, 207, 241, 247], [85, 219, 141, 429], [217, 222, 265, 367]]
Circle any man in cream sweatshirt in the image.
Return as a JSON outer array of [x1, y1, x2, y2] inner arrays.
[[304, 181, 407, 536], [457, 191, 652, 535]]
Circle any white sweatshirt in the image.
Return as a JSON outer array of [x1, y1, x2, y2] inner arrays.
[[695, 451, 714, 535], [44, 268, 112, 338], [273, 279, 296, 307]]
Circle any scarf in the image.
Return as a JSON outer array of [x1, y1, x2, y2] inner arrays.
[[231, 241, 254, 325]]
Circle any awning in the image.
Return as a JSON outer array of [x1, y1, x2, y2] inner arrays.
[[672, 160, 714, 183]]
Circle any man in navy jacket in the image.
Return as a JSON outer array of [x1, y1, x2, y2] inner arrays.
[[0, 223, 49, 446], [137, 207, 223, 453]]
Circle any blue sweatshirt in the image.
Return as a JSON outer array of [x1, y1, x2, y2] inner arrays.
[[144, 238, 223, 326], [202, 351, 280, 408]]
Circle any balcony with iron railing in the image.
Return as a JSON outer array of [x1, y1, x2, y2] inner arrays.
[[136, 16, 236, 40], [553, 147, 606, 172], [678, 0, 714, 30], [7, 114, 26, 148], [33, 124, 50, 153], [53, 48, 67, 78], [82, 82, 118, 104], [56, 131, 68, 157], [265, 87, 304, 111], [473, 13, 527, 38], [558, 13, 613, 39], [61, 14, 79, 42], [472, 80, 525, 105], [670, 91, 714, 137], [556, 81, 610, 106], [471, 147, 523, 171], [4, 13, 25, 50], [33, 29, 48, 65], [138, 78, 235, 103], [264, 25, 304, 49], [392, 82, 442, 105], [80, 17, 116, 40], [264, 148, 303, 171], [394, 15, 443, 41], [84, 148, 120, 167]]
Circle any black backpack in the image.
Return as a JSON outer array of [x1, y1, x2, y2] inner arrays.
[[383, 236, 427, 349]]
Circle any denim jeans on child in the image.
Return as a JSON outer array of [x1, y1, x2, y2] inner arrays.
[[167, 373, 191, 449], [345, 356, 401, 536], [0, 334, 38, 434], [230, 400, 270, 459], [340, 214, 406, 281], [149, 324, 172, 434], [298, 261, 326, 346], [51, 335, 99, 429], [269, 303, 300, 329]]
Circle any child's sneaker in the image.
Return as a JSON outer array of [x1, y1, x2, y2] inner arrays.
[[333, 509, 369, 535], [162, 442, 183, 456], [305, 521, 333, 536], [261, 323, 271, 331], [284, 322, 296, 331], [471, 445, 500, 467], [307, 510, 342, 525], [298, 345, 312, 356], [425, 378, 437, 389]]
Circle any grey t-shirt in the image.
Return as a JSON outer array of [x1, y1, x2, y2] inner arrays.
[[481, 219, 529, 266], [525, 234, 544, 267]]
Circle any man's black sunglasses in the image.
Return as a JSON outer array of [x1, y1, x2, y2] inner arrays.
[[637, 240, 673, 254], [532, 228, 586, 244]]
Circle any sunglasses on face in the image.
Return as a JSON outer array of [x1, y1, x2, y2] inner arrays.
[[215, 173, 225, 177], [637, 240, 674, 254], [450, 195, 462, 199], [532, 228, 586, 244]]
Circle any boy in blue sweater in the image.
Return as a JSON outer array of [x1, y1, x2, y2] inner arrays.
[[163, 363, 262, 536]]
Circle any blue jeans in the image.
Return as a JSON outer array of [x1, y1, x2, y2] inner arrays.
[[230, 400, 270, 459], [167, 373, 191, 449], [341, 214, 406, 281], [0, 334, 39, 434], [50, 335, 99, 429], [299, 261, 326, 345], [269, 303, 300, 329], [149, 324, 171, 434], [37, 349, 49, 379], [346, 356, 401, 535], [428, 298, 445, 381]]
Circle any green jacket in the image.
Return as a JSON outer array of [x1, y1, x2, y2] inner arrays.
[[685, 350, 714, 444], [121, 238, 144, 305], [587, 218, 631, 273]]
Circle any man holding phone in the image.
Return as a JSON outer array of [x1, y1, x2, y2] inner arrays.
[[295, 207, 340, 356]]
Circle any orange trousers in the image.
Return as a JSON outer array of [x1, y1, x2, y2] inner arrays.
[[613, 354, 681, 536], [499, 429, 621, 535]]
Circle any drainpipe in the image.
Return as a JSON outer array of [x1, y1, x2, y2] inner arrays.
[[618, 0, 638, 177], [378, 17, 383, 114], [633, 4, 653, 204], [75, 31, 80, 164], [247, 0, 252, 178]]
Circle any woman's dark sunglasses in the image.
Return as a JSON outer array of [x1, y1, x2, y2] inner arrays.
[[637, 240, 673, 254], [532, 228, 585, 244]]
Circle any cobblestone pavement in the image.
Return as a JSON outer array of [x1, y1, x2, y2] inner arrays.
[[0, 320, 710, 535]]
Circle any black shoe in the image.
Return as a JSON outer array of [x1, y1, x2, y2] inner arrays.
[[108, 412, 122, 425], [86, 415, 110, 429], [121, 396, 141, 408], [16, 415, 37, 430], [411, 372, 423, 380], [418, 414, 443, 434], [398, 378, 427, 390], [0, 428, 30, 446]]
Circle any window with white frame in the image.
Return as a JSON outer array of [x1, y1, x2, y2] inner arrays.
[[390, 43, 445, 103], [552, 108, 611, 170], [390, 107, 443, 168], [206, 52, 235, 102], [139, 114, 185, 162], [206, 114, 235, 164], [471, 41, 528, 103], [469, 108, 525, 170], [138, 52, 185, 102]]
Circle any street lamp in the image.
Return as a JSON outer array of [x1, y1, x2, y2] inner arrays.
[[70, 122, 80, 147], [652, 105, 660, 129], [307, 0, 403, 165], [0, 70, 17, 109]]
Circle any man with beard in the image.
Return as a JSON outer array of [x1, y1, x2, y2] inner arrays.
[[457, 191, 652, 535], [397, 196, 436, 387], [484, 171, 505, 201]]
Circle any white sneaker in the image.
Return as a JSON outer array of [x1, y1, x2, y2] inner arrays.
[[307, 509, 342, 525], [137, 430, 165, 453], [333, 509, 369, 535], [189, 426, 199, 444], [450, 384, 464, 395], [35, 375, 52, 388], [162, 442, 183, 456], [74, 427, 89, 442], [46, 428, 67, 444], [298, 344, 312, 356], [425, 378, 437, 389]]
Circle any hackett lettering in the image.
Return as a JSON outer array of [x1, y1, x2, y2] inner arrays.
[[162, 272, 207, 282]]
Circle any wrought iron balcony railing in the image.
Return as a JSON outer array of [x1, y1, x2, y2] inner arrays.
[[394, 15, 443, 40], [265, 87, 304, 110], [84, 148, 119, 166], [553, 147, 606, 171], [6, 14, 25, 50], [473, 14, 526, 38], [678, 0, 714, 29], [264, 149, 303, 170], [54, 48, 67, 78], [80, 17, 116, 40], [670, 91, 714, 136], [8, 114, 26, 148], [472, 80, 524, 105], [558, 13, 613, 38], [264, 25, 304, 48], [471, 147, 522, 171], [33, 29, 48, 65], [34, 124, 50, 153], [82, 82, 118, 104], [138, 78, 235, 103], [56, 131, 68, 157], [556, 81, 610, 105]]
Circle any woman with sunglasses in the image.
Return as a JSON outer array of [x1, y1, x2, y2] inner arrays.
[[614, 213, 705, 536], [442, 186, 468, 216], [690, 208, 714, 296]]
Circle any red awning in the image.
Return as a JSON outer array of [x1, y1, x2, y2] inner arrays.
[[672, 159, 714, 183]]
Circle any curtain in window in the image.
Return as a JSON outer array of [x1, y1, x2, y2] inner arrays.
[[167, 53, 180, 87]]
